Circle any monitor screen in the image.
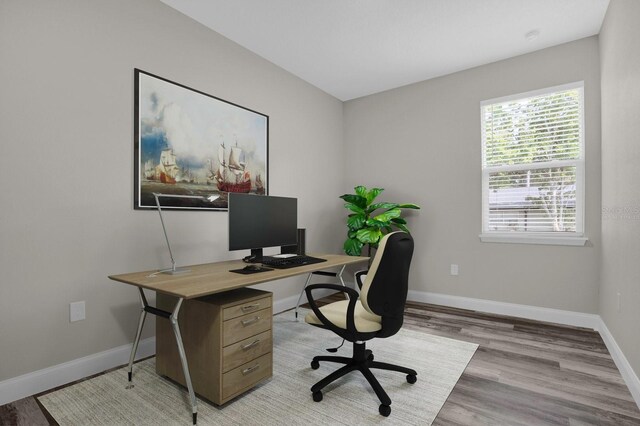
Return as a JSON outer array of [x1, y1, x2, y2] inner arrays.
[[228, 193, 297, 255]]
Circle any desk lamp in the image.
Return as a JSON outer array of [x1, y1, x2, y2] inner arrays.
[[153, 192, 220, 275]]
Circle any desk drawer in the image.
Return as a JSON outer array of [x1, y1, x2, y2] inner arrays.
[[223, 296, 271, 321], [222, 353, 272, 401], [222, 330, 272, 373], [223, 307, 272, 346]]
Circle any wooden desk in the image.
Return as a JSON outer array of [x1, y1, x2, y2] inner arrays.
[[109, 254, 367, 424]]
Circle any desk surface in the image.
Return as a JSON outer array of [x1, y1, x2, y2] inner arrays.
[[108, 254, 368, 299]]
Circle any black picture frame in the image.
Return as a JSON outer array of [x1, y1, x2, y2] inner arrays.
[[134, 68, 269, 210]]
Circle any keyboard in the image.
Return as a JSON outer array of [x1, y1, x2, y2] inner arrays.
[[261, 255, 327, 269]]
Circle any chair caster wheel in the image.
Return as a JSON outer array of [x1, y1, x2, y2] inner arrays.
[[379, 404, 391, 417], [365, 349, 374, 362], [310, 360, 320, 370], [406, 374, 417, 384], [312, 391, 323, 402]]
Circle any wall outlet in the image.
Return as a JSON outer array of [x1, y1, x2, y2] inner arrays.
[[70, 301, 86, 322], [450, 264, 459, 276]]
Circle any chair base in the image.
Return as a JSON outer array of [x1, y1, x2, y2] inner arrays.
[[310, 341, 417, 416]]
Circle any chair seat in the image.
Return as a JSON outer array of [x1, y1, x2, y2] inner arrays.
[[305, 299, 382, 333]]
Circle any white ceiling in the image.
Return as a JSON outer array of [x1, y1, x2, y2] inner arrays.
[[159, 0, 610, 101]]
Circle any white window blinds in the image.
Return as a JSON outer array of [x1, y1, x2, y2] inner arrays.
[[481, 82, 585, 239]]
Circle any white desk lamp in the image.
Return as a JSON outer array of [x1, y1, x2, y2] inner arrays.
[[153, 192, 220, 275]]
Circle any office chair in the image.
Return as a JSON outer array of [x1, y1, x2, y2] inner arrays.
[[294, 269, 346, 320], [304, 232, 416, 417]]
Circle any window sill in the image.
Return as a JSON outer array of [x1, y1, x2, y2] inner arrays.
[[479, 234, 588, 246]]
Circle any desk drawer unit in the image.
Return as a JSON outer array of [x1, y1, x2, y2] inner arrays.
[[156, 288, 273, 405], [223, 308, 272, 346], [222, 353, 272, 400], [223, 297, 271, 320], [223, 330, 272, 372]]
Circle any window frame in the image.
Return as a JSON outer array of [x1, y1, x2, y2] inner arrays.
[[479, 81, 587, 246]]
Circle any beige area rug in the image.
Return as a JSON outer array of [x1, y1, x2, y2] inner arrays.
[[39, 309, 477, 425]]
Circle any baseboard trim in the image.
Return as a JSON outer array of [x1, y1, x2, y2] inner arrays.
[[272, 288, 338, 315], [7, 290, 636, 411], [273, 293, 302, 315], [407, 290, 600, 329], [595, 318, 640, 408], [0, 288, 340, 406], [0, 336, 156, 406], [407, 290, 640, 409]]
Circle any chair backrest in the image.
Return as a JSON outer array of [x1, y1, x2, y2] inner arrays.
[[360, 231, 414, 337]]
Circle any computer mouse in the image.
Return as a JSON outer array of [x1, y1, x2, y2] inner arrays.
[[244, 264, 262, 271]]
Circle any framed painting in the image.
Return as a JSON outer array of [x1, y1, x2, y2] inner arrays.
[[134, 69, 268, 210]]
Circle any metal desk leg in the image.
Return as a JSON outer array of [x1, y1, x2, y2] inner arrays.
[[295, 273, 314, 320], [337, 265, 346, 287], [126, 288, 148, 388], [125, 289, 198, 424], [170, 298, 198, 425], [294, 265, 347, 320]]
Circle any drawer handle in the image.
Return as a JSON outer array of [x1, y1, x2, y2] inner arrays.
[[241, 316, 261, 326], [242, 364, 260, 375], [241, 340, 261, 350], [241, 304, 260, 312]]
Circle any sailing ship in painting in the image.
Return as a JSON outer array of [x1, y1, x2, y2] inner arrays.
[[142, 138, 262, 194], [255, 174, 265, 195], [144, 150, 197, 184], [157, 148, 180, 184], [143, 159, 156, 180], [209, 141, 252, 193]]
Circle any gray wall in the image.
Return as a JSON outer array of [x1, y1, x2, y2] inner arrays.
[[0, 0, 344, 381], [599, 0, 640, 376], [344, 37, 601, 313]]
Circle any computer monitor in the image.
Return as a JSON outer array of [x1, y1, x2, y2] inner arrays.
[[228, 193, 297, 262]]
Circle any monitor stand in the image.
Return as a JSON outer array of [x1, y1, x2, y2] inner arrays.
[[243, 248, 264, 263]]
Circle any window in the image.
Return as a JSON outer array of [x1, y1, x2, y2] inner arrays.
[[480, 82, 586, 246]]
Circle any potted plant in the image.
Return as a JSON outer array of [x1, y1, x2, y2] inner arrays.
[[340, 186, 420, 257]]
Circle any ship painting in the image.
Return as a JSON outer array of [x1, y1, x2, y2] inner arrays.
[[135, 69, 268, 210], [210, 141, 252, 193]]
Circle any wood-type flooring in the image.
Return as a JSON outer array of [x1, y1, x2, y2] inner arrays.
[[1, 297, 639, 425]]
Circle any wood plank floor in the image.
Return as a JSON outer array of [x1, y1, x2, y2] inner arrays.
[[2, 298, 639, 425], [402, 302, 640, 425]]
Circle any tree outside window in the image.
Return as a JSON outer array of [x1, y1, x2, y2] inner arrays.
[[481, 83, 584, 238]]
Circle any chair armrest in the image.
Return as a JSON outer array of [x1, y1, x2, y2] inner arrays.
[[354, 270, 368, 290], [305, 283, 359, 336]]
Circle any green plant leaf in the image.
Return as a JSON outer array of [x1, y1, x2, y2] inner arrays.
[[354, 186, 367, 198], [343, 238, 363, 256], [373, 208, 401, 222], [398, 203, 420, 209], [340, 194, 367, 208], [366, 188, 384, 205], [340, 186, 419, 254], [367, 202, 398, 213], [356, 228, 383, 244], [344, 202, 365, 214], [394, 223, 410, 233], [347, 214, 366, 230], [365, 218, 388, 228]]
